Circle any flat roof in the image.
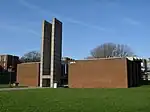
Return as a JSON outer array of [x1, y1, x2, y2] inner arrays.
[[18, 62, 40, 65], [72, 57, 143, 62]]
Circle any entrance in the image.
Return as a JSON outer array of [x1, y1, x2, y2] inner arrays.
[[42, 79, 50, 87]]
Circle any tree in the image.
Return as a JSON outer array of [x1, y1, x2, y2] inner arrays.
[[20, 51, 40, 63], [88, 43, 134, 58]]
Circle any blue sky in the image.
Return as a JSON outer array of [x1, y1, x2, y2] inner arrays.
[[0, 0, 150, 59]]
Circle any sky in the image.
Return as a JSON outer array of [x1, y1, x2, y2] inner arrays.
[[0, 0, 150, 59]]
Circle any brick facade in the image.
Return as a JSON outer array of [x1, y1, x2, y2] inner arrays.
[[17, 62, 40, 87], [69, 58, 141, 88]]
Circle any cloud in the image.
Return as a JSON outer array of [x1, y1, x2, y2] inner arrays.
[[18, 0, 113, 32], [24, 29, 40, 37], [65, 18, 106, 31], [0, 22, 40, 37], [123, 17, 141, 25], [19, 0, 60, 17], [19, 0, 39, 9]]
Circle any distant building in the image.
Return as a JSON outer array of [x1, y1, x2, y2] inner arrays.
[[140, 58, 150, 80], [0, 54, 20, 84], [0, 54, 19, 72]]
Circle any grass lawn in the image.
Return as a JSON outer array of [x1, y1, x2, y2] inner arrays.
[[0, 87, 150, 112], [0, 84, 27, 88]]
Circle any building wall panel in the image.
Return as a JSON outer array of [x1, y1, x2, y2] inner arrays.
[[17, 62, 40, 87], [69, 58, 128, 88]]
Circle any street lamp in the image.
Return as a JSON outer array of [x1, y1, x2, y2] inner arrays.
[[8, 66, 12, 87]]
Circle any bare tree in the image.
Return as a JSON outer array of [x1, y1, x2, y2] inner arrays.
[[88, 43, 134, 58], [20, 51, 40, 63]]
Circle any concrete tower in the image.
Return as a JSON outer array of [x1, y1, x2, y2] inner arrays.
[[40, 18, 62, 87], [50, 18, 62, 87]]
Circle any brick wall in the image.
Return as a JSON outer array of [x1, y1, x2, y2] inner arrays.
[[69, 58, 128, 88], [17, 62, 40, 87]]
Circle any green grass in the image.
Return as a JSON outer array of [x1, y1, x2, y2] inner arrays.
[[0, 87, 150, 112], [0, 84, 27, 88]]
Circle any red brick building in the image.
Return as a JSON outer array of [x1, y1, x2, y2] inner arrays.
[[17, 58, 71, 87], [69, 58, 141, 88], [17, 57, 142, 88]]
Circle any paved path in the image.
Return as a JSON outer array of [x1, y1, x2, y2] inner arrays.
[[0, 87, 47, 91]]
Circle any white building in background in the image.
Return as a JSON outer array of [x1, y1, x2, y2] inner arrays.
[[126, 56, 150, 80], [139, 58, 150, 80]]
